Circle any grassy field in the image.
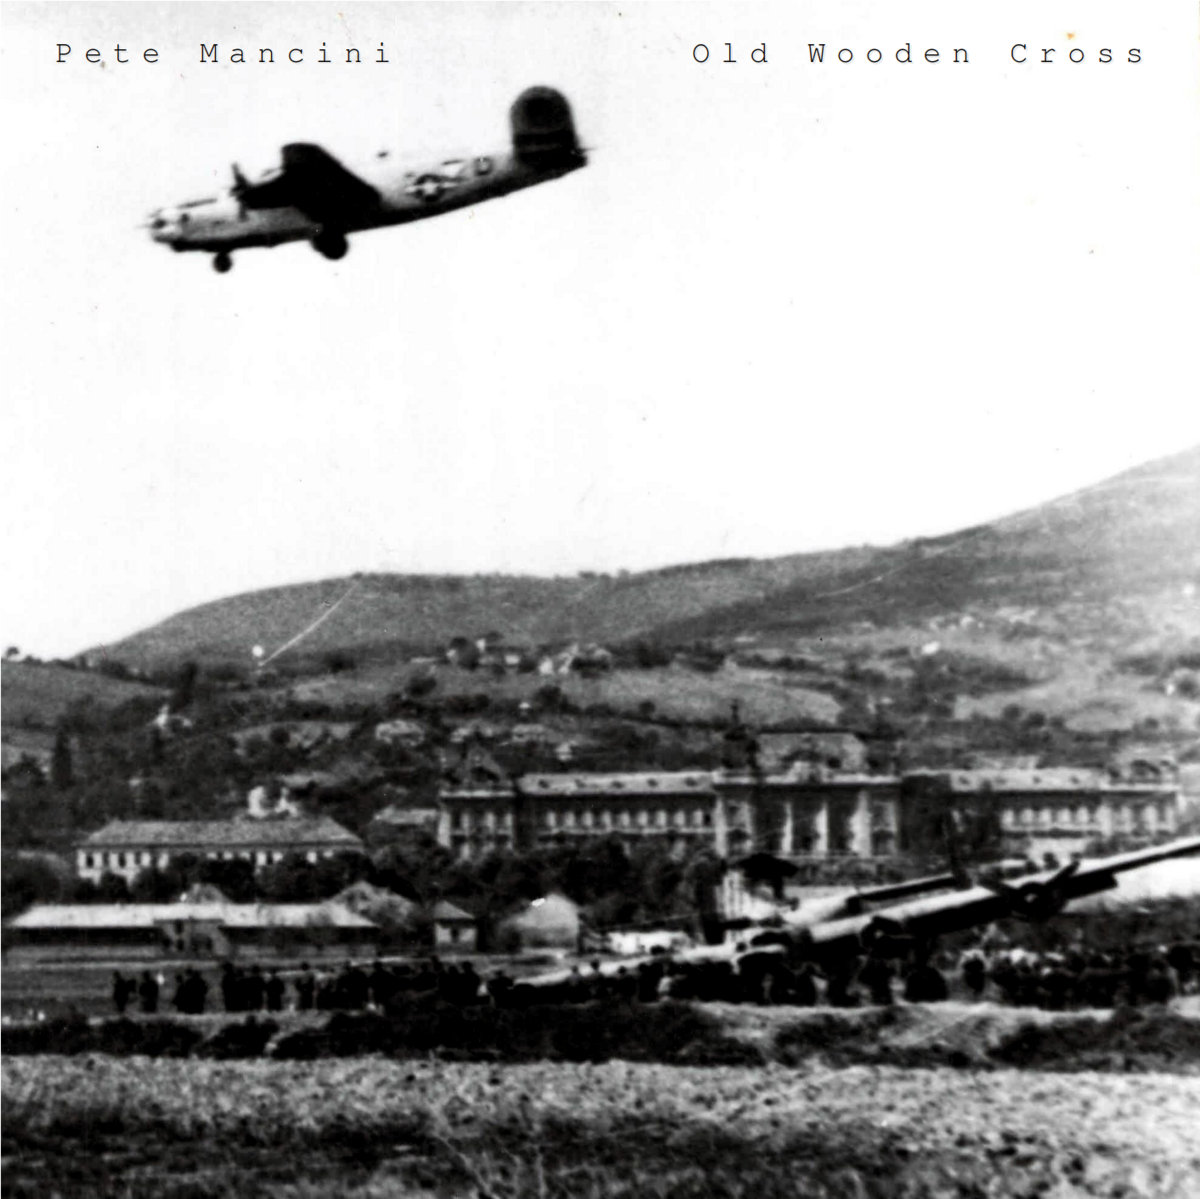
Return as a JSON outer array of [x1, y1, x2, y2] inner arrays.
[[289, 660, 842, 727], [4, 1053, 1198, 1198], [1, 659, 164, 731]]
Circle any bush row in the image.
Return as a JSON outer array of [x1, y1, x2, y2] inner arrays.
[[0, 1001, 761, 1066], [6, 1003, 1197, 1072]]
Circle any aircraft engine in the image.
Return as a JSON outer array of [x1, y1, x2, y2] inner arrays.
[[510, 87, 583, 169], [1000, 880, 1070, 922]]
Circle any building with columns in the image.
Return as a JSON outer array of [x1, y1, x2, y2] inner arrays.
[[436, 766, 901, 861], [436, 763, 1183, 865], [712, 767, 900, 858], [901, 768, 1183, 862]]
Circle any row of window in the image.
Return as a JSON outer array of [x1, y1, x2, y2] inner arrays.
[[447, 807, 718, 832], [79, 848, 337, 871], [445, 826, 891, 861], [543, 807, 713, 830], [448, 811, 514, 832], [1000, 802, 1174, 829]]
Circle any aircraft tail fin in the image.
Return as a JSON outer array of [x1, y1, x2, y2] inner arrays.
[[510, 87, 584, 170]]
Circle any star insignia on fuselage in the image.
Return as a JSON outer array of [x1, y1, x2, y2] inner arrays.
[[407, 174, 447, 203]]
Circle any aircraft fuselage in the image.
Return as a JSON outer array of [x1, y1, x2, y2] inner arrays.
[[148, 87, 586, 270], [149, 148, 581, 255]]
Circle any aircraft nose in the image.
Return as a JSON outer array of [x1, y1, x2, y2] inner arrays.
[[146, 210, 175, 242]]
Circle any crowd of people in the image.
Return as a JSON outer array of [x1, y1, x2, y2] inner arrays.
[[107, 937, 1197, 1018], [111, 967, 210, 1015], [110, 957, 489, 1016], [957, 941, 1197, 1010]]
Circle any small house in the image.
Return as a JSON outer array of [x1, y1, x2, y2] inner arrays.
[[430, 900, 477, 952]]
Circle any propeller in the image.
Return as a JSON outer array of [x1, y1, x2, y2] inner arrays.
[[859, 914, 905, 950], [982, 859, 1081, 922], [231, 164, 250, 217]]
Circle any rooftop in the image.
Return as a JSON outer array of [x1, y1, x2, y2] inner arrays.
[[430, 899, 475, 923], [7, 901, 376, 930], [78, 817, 362, 850], [910, 769, 1177, 793], [523, 772, 714, 796]]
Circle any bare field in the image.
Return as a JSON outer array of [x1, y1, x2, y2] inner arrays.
[[4, 1054, 1198, 1198], [289, 661, 842, 726]]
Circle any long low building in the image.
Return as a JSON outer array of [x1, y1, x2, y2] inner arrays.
[[75, 817, 363, 885], [3, 901, 379, 962]]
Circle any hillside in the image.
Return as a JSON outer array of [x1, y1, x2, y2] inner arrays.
[[94, 550, 884, 672], [7, 447, 1199, 867], [655, 445, 1200, 643], [1, 660, 164, 731], [96, 446, 1200, 673], [1, 660, 166, 772]]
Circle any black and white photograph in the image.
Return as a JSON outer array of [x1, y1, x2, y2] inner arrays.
[[2, 2, 1199, 1195]]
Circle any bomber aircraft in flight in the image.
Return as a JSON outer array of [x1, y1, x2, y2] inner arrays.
[[147, 87, 586, 272]]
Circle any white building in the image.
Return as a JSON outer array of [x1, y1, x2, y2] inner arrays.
[[75, 817, 363, 884]]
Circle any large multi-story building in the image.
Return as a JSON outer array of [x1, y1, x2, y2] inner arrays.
[[75, 817, 363, 885], [437, 772, 718, 859], [436, 763, 1182, 864], [713, 767, 900, 858], [437, 766, 902, 861], [900, 768, 1183, 861]]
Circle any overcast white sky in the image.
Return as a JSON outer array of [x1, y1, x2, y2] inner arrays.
[[2, 1, 1197, 658]]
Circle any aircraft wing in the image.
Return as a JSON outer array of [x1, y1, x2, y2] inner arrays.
[[515, 838, 1200, 988], [805, 836, 1200, 959], [238, 144, 381, 224]]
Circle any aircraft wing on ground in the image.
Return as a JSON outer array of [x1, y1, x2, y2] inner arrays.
[[517, 838, 1200, 989], [803, 836, 1200, 960], [774, 871, 962, 929], [236, 144, 381, 224]]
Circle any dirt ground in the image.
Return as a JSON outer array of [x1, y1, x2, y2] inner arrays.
[[4, 1053, 1198, 1198]]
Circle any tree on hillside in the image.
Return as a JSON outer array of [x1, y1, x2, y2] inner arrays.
[[51, 723, 73, 790], [170, 660, 199, 713], [312, 851, 372, 897], [0, 854, 66, 917], [405, 672, 438, 700], [96, 871, 131, 902], [371, 837, 452, 903], [130, 863, 189, 902], [259, 853, 322, 902], [197, 857, 257, 902]]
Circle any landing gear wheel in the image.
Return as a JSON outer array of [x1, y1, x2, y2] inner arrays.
[[312, 230, 349, 261], [213, 253, 233, 274]]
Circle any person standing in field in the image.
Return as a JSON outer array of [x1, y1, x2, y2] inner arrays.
[[112, 971, 132, 1014], [295, 963, 316, 1012], [860, 951, 895, 1007], [243, 964, 266, 1012], [138, 970, 160, 1014], [265, 968, 285, 1012]]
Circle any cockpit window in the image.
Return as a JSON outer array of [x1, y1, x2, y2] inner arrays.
[[178, 197, 218, 210]]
